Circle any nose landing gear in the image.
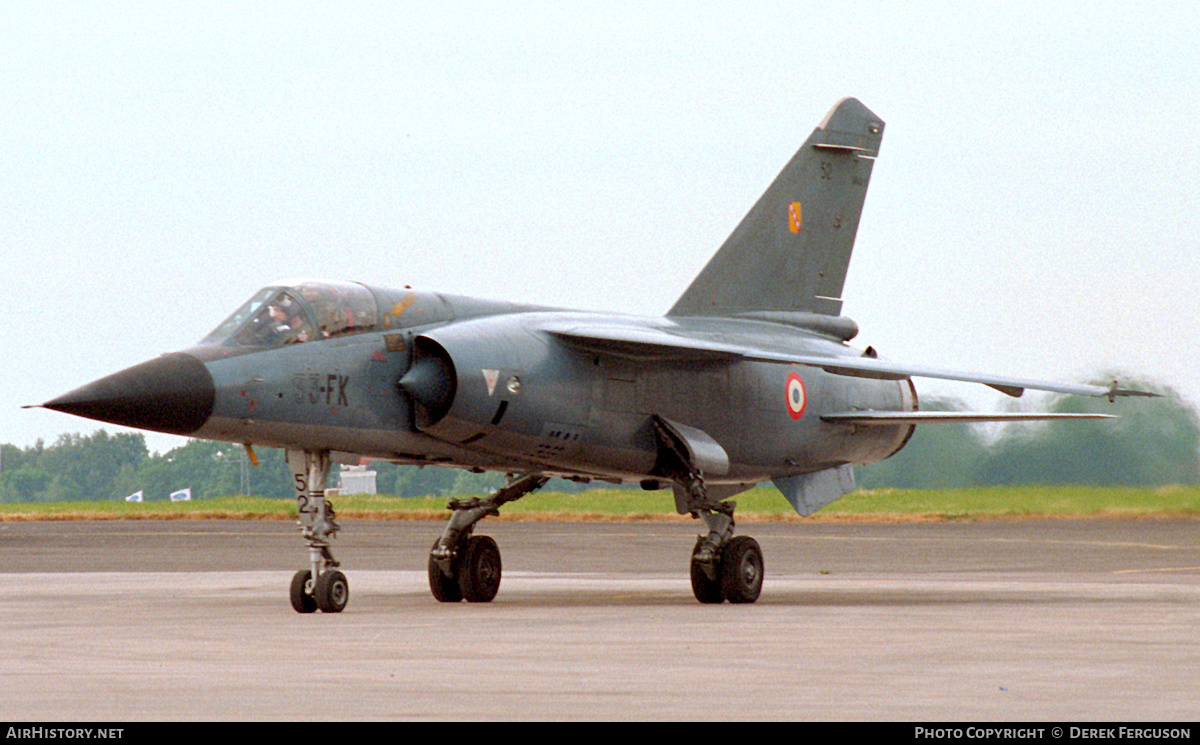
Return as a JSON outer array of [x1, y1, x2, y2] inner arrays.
[[287, 450, 348, 613]]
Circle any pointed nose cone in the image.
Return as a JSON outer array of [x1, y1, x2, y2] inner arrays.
[[43, 352, 215, 436]]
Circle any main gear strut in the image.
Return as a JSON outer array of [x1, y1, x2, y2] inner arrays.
[[652, 417, 763, 604], [428, 473, 549, 602]]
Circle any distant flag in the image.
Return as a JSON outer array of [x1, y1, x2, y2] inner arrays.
[[125, 490, 144, 503], [170, 487, 192, 502]]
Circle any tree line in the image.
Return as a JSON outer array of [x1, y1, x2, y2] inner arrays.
[[0, 433, 583, 502], [3, 376, 1196, 502], [0, 434, 295, 503]]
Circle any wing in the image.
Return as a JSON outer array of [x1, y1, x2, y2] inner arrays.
[[544, 323, 1153, 401], [761, 353, 1149, 400]]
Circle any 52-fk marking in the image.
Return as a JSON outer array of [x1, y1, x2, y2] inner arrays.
[[293, 373, 350, 406]]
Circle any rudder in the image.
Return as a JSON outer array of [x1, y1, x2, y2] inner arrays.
[[668, 98, 884, 319]]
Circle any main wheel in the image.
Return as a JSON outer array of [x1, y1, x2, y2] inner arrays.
[[458, 535, 502, 603], [690, 539, 725, 604], [428, 540, 463, 603], [720, 536, 763, 604], [313, 569, 350, 613], [290, 569, 317, 613]]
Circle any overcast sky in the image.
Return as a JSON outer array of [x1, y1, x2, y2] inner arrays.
[[4, 2, 1198, 455]]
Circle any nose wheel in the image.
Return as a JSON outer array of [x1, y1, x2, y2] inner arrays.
[[290, 569, 317, 613], [290, 568, 350, 613]]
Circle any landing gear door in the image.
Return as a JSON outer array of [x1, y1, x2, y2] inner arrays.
[[655, 416, 731, 477]]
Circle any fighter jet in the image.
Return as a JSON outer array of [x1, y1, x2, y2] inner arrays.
[[37, 98, 1150, 611]]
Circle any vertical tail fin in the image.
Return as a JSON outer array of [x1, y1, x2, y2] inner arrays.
[[668, 98, 884, 319]]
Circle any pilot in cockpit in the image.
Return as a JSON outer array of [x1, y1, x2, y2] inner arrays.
[[266, 298, 310, 345]]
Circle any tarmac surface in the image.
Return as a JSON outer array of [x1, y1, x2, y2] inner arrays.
[[2, 517, 1198, 721]]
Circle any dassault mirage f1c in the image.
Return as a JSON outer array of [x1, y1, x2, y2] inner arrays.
[[38, 98, 1150, 611]]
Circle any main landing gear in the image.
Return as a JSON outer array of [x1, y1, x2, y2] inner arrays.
[[427, 474, 548, 603], [287, 450, 349, 613], [653, 418, 764, 605], [688, 518, 763, 604], [679, 484, 764, 604]]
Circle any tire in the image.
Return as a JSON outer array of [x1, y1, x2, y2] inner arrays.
[[458, 535, 502, 603], [289, 569, 317, 613], [720, 536, 763, 604], [428, 541, 463, 603], [690, 540, 725, 604], [314, 569, 350, 613]]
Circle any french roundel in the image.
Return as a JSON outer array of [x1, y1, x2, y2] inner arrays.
[[785, 372, 807, 420]]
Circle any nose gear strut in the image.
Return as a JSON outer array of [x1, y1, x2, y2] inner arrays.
[[287, 450, 349, 613]]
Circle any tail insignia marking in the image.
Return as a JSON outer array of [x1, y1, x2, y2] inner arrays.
[[787, 201, 803, 233]]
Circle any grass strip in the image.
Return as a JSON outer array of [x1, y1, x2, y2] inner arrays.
[[2, 485, 1198, 522]]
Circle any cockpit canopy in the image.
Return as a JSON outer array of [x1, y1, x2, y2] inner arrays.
[[201, 280, 379, 349]]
